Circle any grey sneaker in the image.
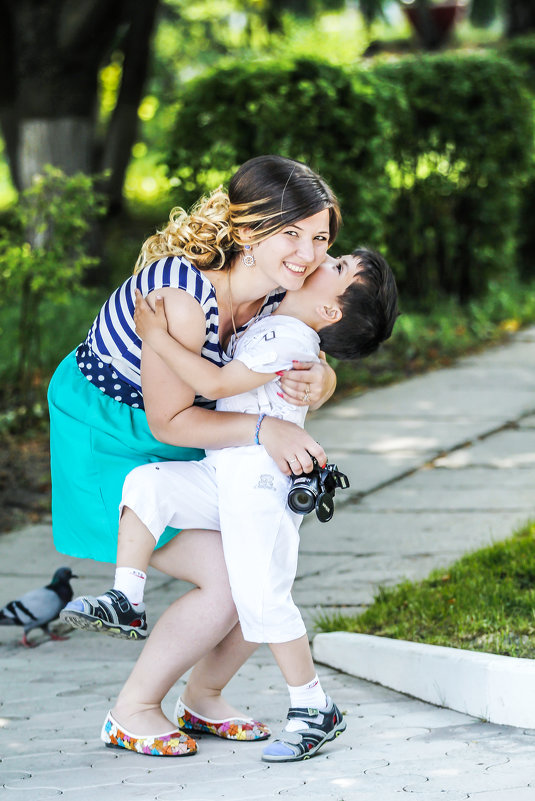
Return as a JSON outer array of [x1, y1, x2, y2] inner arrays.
[[60, 589, 147, 639], [261, 696, 346, 762]]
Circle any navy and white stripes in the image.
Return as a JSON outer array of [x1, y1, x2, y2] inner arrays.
[[77, 256, 285, 409]]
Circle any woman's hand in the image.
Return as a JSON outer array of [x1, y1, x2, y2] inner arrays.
[[278, 356, 336, 410], [134, 289, 168, 347], [258, 416, 327, 476]]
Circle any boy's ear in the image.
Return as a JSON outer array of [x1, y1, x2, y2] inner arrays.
[[316, 303, 342, 325]]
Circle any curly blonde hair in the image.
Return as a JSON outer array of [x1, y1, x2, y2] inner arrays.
[[134, 155, 341, 275], [134, 188, 233, 274]]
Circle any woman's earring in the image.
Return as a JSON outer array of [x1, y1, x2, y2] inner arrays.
[[242, 244, 256, 268]]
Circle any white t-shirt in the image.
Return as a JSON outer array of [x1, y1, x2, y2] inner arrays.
[[215, 314, 320, 427]]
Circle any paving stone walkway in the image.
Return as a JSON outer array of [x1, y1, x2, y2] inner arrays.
[[2, 327, 535, 800]]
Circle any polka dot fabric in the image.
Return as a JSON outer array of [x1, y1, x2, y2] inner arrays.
[[75, 345, 144, 410]]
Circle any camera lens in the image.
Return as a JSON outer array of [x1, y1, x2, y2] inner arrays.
[[288, 487, 316, 514]]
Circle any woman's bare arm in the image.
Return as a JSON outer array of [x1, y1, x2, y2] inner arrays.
[[141, 287, 326, 474]]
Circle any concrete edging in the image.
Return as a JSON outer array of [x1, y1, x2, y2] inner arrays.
[[313, 631, 535, 728]]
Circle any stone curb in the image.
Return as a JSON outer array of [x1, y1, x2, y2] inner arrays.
[[313, 631, 535, 728]]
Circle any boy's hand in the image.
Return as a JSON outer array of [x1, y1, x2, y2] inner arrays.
[[134, 289, 168, 346]]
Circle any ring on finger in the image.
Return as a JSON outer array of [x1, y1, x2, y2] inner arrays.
[[303, 385, 311, 403], [289, 457, 299, 465]]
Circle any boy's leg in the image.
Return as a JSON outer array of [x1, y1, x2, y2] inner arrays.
[[62, 459, 221, 639], [120, 458, 221, 536], [270, 635, 317, 689], [213, 446, 346, 762], [264, 634, 346, 762], [111, 458, 220, 607], [117, 505, 156, 570], [213, 446, 306, 645], [111, 507, 158, 606]]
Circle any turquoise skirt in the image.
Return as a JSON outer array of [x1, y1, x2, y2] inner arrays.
[[48, 351, 204, 563]]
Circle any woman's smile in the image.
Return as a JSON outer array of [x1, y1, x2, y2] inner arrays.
[[283, 261, 307, 274]]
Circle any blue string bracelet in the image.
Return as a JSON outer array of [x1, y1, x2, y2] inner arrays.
[[254, 413, 267, 445]]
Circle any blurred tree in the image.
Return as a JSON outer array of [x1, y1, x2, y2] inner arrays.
[[0, 0, 159, 213]]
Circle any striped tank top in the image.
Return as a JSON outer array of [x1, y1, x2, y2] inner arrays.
[[77, 256, 285, 409]]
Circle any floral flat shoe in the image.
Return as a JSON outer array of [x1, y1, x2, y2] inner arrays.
[[101, 710, 197, 756], [174, 698, 271, 741]]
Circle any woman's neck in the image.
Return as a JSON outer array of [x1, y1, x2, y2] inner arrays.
[[212, 259, 276, 322], [225, 257, 278, 306], [209, 257, 277, 345]]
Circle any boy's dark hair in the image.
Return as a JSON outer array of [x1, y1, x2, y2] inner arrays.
[[318, 247, 399, 361]]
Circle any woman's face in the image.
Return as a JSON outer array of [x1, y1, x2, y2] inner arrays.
[[251, 209, 331, 291]]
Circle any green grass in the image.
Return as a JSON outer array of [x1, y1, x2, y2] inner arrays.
[[314, 520, 535, 659]]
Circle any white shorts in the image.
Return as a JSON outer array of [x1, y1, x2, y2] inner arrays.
[[120, 446, 306, 644]]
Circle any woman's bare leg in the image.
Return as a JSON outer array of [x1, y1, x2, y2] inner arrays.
[[112, 528, 239, 734], [182, 624, 259, 719]]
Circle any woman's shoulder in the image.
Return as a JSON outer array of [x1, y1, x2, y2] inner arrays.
[[136, 256, 217, 307]]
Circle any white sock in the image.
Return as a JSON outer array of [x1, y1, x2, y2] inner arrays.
[[112, 567, 147, 606], [285, 675, 327, 732]]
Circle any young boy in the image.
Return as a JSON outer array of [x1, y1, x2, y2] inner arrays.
[[62, 247, 398, 762]]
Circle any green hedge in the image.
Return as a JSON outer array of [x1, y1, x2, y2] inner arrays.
[[499, 33, 535, 91], [166, 58, 397, 255], [166, 52, 533, 303], [497, 35, 535, 281], [373, 52, 533, 301]]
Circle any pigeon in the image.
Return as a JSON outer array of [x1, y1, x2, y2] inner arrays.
[[0, 566, 78, 646]]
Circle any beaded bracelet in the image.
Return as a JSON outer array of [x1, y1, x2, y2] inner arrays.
[[254, 413, 267, 445]]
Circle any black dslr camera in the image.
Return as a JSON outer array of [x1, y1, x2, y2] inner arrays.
[[287, 459, 350, 522]]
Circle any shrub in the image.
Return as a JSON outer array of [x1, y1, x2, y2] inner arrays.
[[372, 53, 533, 301], [499, 33, 535, 91], [498, 35, 535, 281], [164, 52, 533, 304], [166, 58, 397, 255], [0, 166, 105, 410]]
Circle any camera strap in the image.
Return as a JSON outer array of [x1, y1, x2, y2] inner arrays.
[[331, 469, 350, 490]]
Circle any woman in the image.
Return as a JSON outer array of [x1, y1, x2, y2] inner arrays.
[[48, 155, 341, 754]]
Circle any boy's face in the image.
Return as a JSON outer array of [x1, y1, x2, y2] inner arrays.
[[299, 253, 361, 308]]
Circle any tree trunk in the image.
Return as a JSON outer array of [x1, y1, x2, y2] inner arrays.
[[0, 0, 159, 205], [101, 0, 159, 215], [1, 0, 122, 191], [0, 0, 19, 186], [0, 0, 161, 283], [17, 118, 92, 190]]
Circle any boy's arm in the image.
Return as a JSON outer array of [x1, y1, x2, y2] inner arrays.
[[134, 290, 276, 400]]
